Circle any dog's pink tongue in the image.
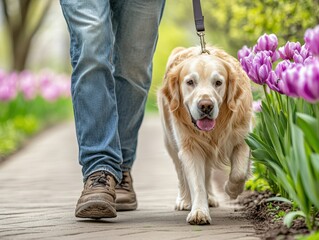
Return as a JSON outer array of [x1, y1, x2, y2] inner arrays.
[[196, 118, 216, 131]]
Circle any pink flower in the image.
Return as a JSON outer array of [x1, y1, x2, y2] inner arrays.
[[238, 45, 252, 60], [240, 52, 254, 74], [56, 74, 71, 98], [18, 71, 38, 100], [240, 51, 274, 85], [38, 71, 71, 101], [0, 71, 18, 102], [304, 25, 319, 55], [270, 50, 280, 62], [250, 52, 273, 85], [238, 24, 319, 103], [296, 60, 319, 103], [254, 33, 278, 53], [252, 100, 262, 112], [275, 60, 293, 79], [278, 41, 301, 60], [265, 70, 283, 94], [39, 72, 61, 102], [281, 64, 303, 98]]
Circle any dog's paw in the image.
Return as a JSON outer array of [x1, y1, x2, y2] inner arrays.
[[208, 196, 219, 208], [175, 197, 191, 211], [186, 208, 211, 225], [224, 180, 245, 200]]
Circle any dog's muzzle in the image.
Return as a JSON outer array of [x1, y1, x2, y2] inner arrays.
[[189, 99, 216, 131]]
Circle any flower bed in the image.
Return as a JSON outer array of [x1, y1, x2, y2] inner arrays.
[[238, 25, 319, 235], [0, 70, 72, 160]]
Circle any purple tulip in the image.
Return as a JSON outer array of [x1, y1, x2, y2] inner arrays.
[[281, 65, 302, 97], [255, 49, 280, 63], [293, 53, 304, 63], [19, 71, 37, 100], [292, 45, 312, 64], [304, 25, 319, 55], [296, 60, 319, 103], [271, 50, 280, 62], [0, 71, 18, 102], [238, 25, 319, 103], [280, 62, 317, 100], [278, 41, 301, 60], [254, 33, 278, 53], [304, 56, 315, 65], [252, 100, 262, 112], [239, 51, 254, 74], [276, 60, 297, 94], [56, 74, 71, 98], [39, 72, 61, 102], [265, 70, 284, 94], [0, 68, 71, 103], [238, 45, 252, 60], [240, 51, 273, 85], [249, 51, 273, 85], [38, 71, 71, 101], [275, 60, 293, 79], [299, 45, 311, 60]]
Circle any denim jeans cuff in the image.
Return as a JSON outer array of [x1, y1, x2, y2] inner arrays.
[[121, 164, 132, 172], [83, 167, 122, 184]]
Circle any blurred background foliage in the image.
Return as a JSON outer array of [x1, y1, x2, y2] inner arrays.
[[1, 0, 318, 112]]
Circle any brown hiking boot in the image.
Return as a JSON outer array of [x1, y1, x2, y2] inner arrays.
[[75, 171, 117, 218], [115, 171, 137, 211]]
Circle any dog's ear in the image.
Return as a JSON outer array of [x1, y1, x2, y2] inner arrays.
[[161, 67, 181, 112], [165, 47, 186, 70], [226, 62, 245, 112]]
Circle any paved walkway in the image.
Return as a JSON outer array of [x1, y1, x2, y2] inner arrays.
[[0, 115, 259, 240]]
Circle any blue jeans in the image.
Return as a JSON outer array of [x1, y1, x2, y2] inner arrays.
[[60, 0, 165, 183]]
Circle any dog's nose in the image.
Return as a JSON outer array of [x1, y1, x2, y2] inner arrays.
[[197, 99, 214, 115]]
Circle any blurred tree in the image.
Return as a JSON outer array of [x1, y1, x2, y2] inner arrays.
[[0, 0, 52, 71], [202, 0, 319, 54]]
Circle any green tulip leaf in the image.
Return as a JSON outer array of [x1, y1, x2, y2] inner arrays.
[[266, 196, 292, 204], [283, 211, 305, 228], [296, 113, 319, 152]]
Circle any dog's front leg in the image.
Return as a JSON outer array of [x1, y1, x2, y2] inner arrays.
[[165, 142, 191, 210], [205, 168, 219, 208], [179, 150, 211, 225], [225, 143, 250, 199]]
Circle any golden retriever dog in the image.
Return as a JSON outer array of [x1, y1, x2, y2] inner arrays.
[[157, 46, 253, 225]]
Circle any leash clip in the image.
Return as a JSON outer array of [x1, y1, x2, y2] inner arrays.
[[197, 31, 210, 54]]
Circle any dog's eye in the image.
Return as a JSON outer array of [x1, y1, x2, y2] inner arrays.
[[186, 79, 195, 86], [215, 80, 222, 87]]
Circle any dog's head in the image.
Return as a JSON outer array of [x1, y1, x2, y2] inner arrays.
[[162, 48, 243, 132]]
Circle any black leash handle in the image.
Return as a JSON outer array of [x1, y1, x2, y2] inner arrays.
[[192, 0, 210, 54], [192, 0, 205, 32]]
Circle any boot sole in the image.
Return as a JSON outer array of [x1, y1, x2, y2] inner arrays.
[[75, 200, 117, 219], [115, 201, 138, 211]]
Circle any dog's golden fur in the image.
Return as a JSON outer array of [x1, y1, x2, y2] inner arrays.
[[157, 46, 253, 225]]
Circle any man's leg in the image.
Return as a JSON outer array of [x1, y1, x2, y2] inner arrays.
[[60, 0, 122, 218], [111, 0, 166, 210]]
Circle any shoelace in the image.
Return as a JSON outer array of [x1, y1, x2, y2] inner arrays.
[[90, 171, 110, 188]]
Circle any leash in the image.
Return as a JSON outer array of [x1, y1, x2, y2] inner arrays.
[[192, 0, 210, 54]]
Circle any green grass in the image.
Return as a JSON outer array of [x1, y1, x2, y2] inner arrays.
[[0, 95, 72, 159]]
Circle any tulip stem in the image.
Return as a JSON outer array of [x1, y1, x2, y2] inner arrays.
[[275, 92, 284, 112], [263, 84, 272, 110], [312, 103, 319, 130]]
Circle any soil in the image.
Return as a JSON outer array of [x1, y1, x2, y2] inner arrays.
[[237, 191, 318, 240]]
